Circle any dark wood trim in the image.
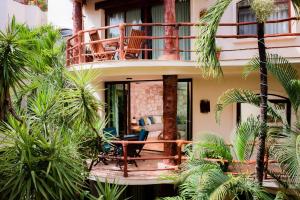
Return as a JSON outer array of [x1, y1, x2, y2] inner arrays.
[[95, 0, 163, 11], [105, 78, 193, 140], [236, 93, 292, 126]]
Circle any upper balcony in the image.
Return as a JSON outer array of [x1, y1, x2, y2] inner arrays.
[[66, 17, 300, 70]]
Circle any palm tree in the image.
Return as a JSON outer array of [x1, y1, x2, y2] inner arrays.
[[196, 0, 300, 184], [0, 20, 108, 199], [215, 53, 300, 189], [0, 17, 28, 121]]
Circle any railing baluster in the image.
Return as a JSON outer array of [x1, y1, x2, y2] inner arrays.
[[66, 39, 70, 66], [119, 23, 125, 60], [175, 24, 180, 60], [177, 140, 182, 165], [122, 141, 128, 177]]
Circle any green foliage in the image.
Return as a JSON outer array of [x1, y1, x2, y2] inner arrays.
[[244, 54, 300, 117], [0, 116, 85, 200], [215, 88, 281, 123], [0, 19, 107, 199], [196, 0, 233, 78], [193, 134, 232, 171], [90, 180, 128, 200], [251, 0, 275, 23], [234, 117, 261, 161]]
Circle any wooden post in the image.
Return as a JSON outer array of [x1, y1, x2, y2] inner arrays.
[[162, 0, 177, 60], [122, 142, 128, 177], [78, 32, 83, 64], [119, 23, 125, 60], [72, 0, 83, 64], [163, 75, 178, 164], [175, 25, 180, 60], [72, 0, 83, 35], [66, 39, 70, 66], [176, 140, 182, 165]]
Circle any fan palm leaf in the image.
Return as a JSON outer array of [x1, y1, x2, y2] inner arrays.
[[271, 127, 300, 185], [215, 88, 282, 123], [244, 54, 299, 115]]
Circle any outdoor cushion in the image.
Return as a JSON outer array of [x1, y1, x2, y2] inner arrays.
[[153, 115, 162, 124], [149, 116, 155, 124], [139, 118, 145, 126], [143, 117, 151, 125]]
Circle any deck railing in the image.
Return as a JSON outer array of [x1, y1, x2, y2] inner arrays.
[[66, 17, 300, 66], [100, 139, 280, 178]]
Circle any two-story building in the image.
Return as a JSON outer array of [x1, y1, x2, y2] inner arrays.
[[49, 1, 300, 196], [64, 0, 299, 142]]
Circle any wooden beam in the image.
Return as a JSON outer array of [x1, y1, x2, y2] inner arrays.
[[163, 75, 178, 164], [95, 0, 163, 10], [73, 0, 83, 34], [162, 0, 177, 59]]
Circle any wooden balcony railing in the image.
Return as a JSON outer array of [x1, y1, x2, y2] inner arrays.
[[110, 140, 191, 177], [97, 139, 280, 179], [66, 17, 300, 66]]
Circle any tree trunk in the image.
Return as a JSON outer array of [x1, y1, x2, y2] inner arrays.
[[256, 22, 268, 185], [0, 86, 10, 122], [163, 75, 178, 164]]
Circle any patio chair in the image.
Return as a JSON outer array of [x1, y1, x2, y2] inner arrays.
[[97, 127, 118, 165], [116, 129, 149, 167], [89, 30, 115, 61], [124, 29, 145, 59]]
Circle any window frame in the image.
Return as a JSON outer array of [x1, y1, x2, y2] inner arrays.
[[236, 94, 292, 126], [236, 0, 292, 36]]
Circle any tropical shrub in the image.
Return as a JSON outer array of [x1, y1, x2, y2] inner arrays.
[[0, 19, 107, 199]]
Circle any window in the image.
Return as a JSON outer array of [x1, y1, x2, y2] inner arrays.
[[237, 0, 290, 35], [237, 94, 291, 126]]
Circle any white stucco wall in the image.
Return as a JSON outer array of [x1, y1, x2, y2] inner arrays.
[[0, 0, 47, 31], [47, 0, 73, 29]]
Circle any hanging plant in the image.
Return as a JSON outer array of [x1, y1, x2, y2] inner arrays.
[[251, 0, 275, 23]]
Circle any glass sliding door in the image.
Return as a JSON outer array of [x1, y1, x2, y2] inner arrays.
[[107, 12, 125, 38], [177, 80, 192, 140], [105, 82, 130, 137]]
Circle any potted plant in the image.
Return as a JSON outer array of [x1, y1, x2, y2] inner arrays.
[[216, 46, 222, 60]]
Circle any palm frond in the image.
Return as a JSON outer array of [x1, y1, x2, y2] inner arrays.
[[233, 117, 261, 161], [215, 88, 281, 123], [271, 127, 300, 185], [291, 0, 300, 16], [196, 0, 233, 78], [59, 69, 104, 129], [244, 54, 299, 113], [91, 179, 128, 200]]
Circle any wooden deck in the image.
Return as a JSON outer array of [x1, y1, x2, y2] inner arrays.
[[89, 150, 177, 185]]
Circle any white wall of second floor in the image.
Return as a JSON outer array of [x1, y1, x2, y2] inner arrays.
[[0, 0, 47, 31]]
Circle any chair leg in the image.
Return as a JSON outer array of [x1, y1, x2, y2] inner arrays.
[[133, 160, 138, 167]]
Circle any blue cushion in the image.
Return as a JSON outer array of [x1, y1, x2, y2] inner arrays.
[[149, 116, 155, 124], [139, 118, 145, 126], [138, 129, 148, 141]]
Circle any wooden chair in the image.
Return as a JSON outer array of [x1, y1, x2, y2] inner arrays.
[[124, 29, 145, 59], [89, 30, 115, 61]]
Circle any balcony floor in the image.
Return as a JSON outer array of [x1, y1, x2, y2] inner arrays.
[[89, 150, 176, 185]]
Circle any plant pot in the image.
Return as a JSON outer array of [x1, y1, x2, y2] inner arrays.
[[216, 51, 221, 60]]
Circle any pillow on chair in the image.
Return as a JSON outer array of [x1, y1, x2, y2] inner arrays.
[[153, 115, 162, 124], [139, 118, 145, 126], [149, 116, 155, 124]]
